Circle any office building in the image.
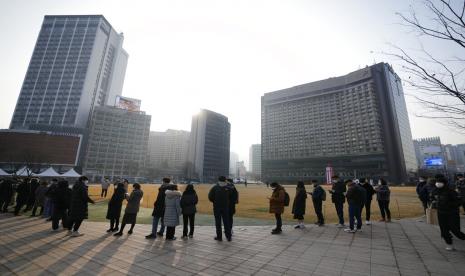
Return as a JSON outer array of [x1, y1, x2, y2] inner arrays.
[[187, 109, 230, 183], [235, 161, 247, 179], [413, 137, 445, 170], [10, 15, 128, 130], [229, 152, 239, 176], [249, 144, 262, 178], [261, 63, 417, 183], [83, 105, 150, 181], [147, 129, 190, 179]]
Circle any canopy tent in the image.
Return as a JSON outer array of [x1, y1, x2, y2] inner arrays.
[[15, 167, 35, 176], [61, 168, 81, 178], [36, 167, 61, 177], [0, 168, 11, 176]]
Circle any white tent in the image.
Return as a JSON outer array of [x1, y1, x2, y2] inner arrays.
[[61, 168, 81, 178], [36, 167, 61, 177], [15, 167, 35, 176], [0, 168, 11, 176]]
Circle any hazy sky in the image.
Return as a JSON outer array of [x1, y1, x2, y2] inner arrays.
[[1, 0, 464, 165]]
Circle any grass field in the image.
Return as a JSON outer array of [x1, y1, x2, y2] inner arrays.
[[87, 183, 424, 224]]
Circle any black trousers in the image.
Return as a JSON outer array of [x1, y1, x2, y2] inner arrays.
[[214, 209, 231, 239], [183, 214, 195, 236], [166, 226, 176, 239], [110, 218, 120, 230], [229, 212, 234, 231], [334, 201, 344, 225], [52, 208, 68, 230], [378, 200, 391, 220], [438, 211, 465, 245], [68, 218, 83, 232], [313, 200, 324, 224], [365, 199, 372, 221], [0, 197, 11, 212], [275, 213, 282, 230], [101, 189, 108, 197], [14, 200, 27, 215]]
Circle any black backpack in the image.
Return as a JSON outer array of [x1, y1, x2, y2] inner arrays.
[[284, 191, 290, 206]]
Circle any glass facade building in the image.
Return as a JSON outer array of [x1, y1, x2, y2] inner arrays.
[[249, 144, 262, 177], [261, 63, 417, 184], [10, 15, 128, 130]]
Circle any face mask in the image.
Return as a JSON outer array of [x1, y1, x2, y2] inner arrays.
[[435, 182, 444, 188], [378, 181, 382, 185], [84, 180, 89, 186], [419, 179, 425, 183], [332, 180, 337, 184]]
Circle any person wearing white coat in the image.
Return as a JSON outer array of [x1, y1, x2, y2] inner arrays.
[[164, 185, 182, 240]]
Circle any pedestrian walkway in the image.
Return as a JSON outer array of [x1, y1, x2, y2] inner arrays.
[[0, 213, 464, 276]]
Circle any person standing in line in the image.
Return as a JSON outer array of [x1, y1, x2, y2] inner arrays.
[[375, 178, 391, 222], [309, 180, 326, 226], [164, 184, 182, 240], [51, 180, 71, 231], [31, 181, 48, 217], [208, 176, 232, 241], [455, 174, 465, 215], [114, 183, 144, 236], [14, 179, 30, 216], [0, 178, 14, 213], [181, 184, 198, 238], [226, 178, 239, 234], [101, 177, 110, 198], [43, 178, 58, 220], [416, 176, 429, 214], [344, 179, 363, 233], [145, 178, 171, 239], [25, 178, 39, 212], [123, 179, 129, 192], [292, 181, 307, 229], [269, 182, 286, 235], [329, 175, 346, 228], [432, 175, 465, 251], [68, 176, 95, 237], [355, 179, 367, 226], [106, 182, 125, 233], [361, 178, 375, 225]]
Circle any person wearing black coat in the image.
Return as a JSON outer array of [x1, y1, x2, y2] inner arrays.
[[226, 179, 239, 234], [432, 175, 465, 251], [0, 178, 14, 213], [292, 181, 307, 229], [25, 178, 39, 211], [14, 179, 31, 216], [51, 180, 71, 231], [309, 180, 326, 226], [329, 175, 346, 227], [208, 176, 232, 242], [146, 178, 171, 239], [106, 182, 125, 233], [361, 178, 375, 225], [68, 176, 95, 237], [344, 179, 363, 233], [181, 184, 198, 238]]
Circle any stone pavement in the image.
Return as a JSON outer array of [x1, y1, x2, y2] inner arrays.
[[0, 214, 464, 276]]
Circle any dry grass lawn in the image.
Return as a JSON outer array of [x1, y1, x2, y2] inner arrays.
[[89, 183, 424, 223]]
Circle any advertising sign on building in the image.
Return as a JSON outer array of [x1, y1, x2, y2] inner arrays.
[[115, 96, 141, 112]]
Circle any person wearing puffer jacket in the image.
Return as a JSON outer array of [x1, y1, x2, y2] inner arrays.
[[164, 184, 182, 240], [181, 184, 198, 238]]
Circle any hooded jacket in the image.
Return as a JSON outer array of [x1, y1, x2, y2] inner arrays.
[[208, 182, 231, 211], [164, 190, 182, 226], [69, 181, 94, 220]]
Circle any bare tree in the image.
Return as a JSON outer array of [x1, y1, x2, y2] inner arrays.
[[391, 0, 465, 129]]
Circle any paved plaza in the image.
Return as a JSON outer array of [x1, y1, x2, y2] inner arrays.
[[0, 214, 464, 276]]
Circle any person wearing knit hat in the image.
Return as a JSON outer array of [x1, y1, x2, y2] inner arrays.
[[432, 174, 465, 251]]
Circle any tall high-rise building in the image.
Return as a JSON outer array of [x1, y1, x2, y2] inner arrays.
[[229, 152, 239, 176], [249, 144, 262, 178], [147, 129, 190, 179], [261, 63, 417, 184], [187, 109, 230, 183], [10, 15, 128, 130], [83, 105, 150, 181]]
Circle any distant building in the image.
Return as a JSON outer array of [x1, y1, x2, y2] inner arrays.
[[187, 109, 230, 183], [413, 137, 446, 170], [235, 161, 247, 179], [147, 129, 190, 179], [229, 152, 239, 176], [83, 105, 151, 181], [249, 144, 261, 178], [443, 144, 465, 173], [261, 63, 417, 183], [10, 15, 128, 131]]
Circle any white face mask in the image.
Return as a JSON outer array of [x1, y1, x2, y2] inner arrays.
[[435, 182, 444, 189], [419, 179, 425, 183], [378, 180, 382, 185], [84, 180, 89, 186]]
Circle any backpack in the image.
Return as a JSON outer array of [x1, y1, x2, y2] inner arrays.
[[284, 191, 290, 206]]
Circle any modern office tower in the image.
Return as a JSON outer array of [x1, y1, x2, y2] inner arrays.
[[147, 129, 190, 179], [413, 137, 445, 170], [261, 63, 417, 184], [229, 152, 239, 176], [443, 144, 465, 173], [249, 144, 262, 178], [235, 161, 247, 179], [10, 15, 128, 130], [82, 105, 151, 181], [187, 109, 230, 183]]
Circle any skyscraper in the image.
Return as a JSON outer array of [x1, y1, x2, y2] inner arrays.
[[187, 109, 230, 183], [261, 63, 417, 184], [249, 144, 262, 178], [10, 15, 128, 130]]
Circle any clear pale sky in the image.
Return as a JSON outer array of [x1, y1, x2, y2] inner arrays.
[[1, 0, 464, 165]]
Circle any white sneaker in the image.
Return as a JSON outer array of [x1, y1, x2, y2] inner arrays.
[[300, 224, 306, 229], [445, 246, 455, 251], [336, 224, 345, 228], [344, 228, 356, 233], [71, 231, 83, 237], [366, 221, 371, 225]]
